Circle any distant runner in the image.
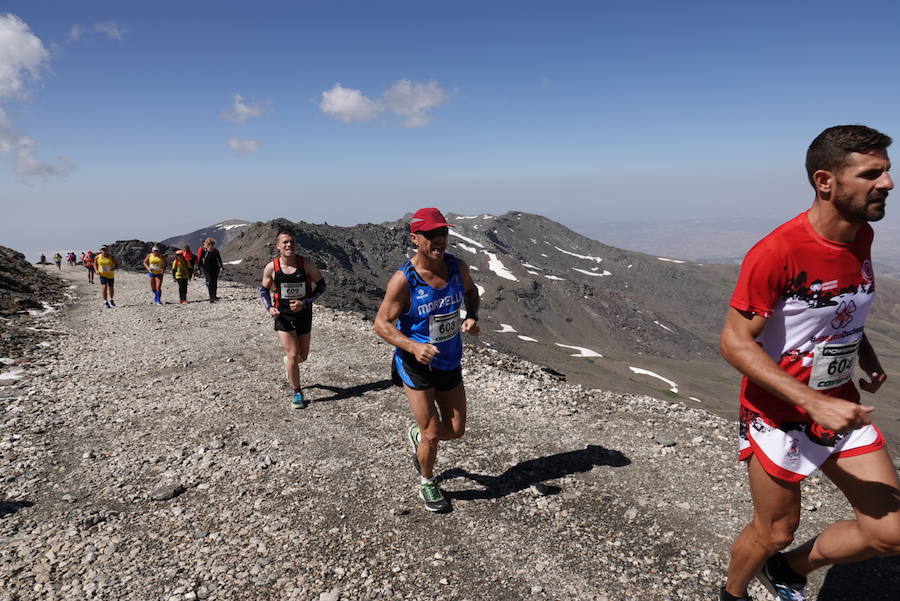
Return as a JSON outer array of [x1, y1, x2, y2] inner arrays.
[[38, 254, 47, 266], [171, 249, 193, 304], [53, 252, 62, 270], [197, 237, 224, 303], [259, 229, 327, 409], [717, 125, 900, 601], [95, 245, 119, 308], [84, 251, 95, 285], [374, 208, 480, 513], [66, 252, 76, 268], [143, 246, 167, 305]]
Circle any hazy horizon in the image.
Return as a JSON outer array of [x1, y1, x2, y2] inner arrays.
[[4, 2, 900, 260]]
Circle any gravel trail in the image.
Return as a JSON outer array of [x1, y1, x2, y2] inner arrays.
[[1, 271, 898, 601]]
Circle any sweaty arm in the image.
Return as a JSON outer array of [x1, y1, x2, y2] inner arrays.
[[373, 271, 439, 365], [720, 307, 874, 433], [142, 255, 151, 272], [459, 260, 480, 335]]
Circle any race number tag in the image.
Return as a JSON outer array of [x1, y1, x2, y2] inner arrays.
[[150, 264, 162, 273], [808, 341, 859, 391], [429, 311, 460, 344], [280, 282, 306, 299]]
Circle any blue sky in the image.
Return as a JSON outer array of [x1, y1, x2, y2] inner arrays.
[[2, 1, 900, 256]]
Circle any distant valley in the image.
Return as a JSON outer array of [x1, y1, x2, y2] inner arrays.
[[577, 215, 900, 279]]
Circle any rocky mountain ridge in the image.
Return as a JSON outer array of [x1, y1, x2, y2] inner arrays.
[[0, 245, 68, 361], [160, 219, 252, 250], [149, 213, 900, 449]]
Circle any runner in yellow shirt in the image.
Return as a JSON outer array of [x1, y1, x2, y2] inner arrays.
[[95, 245, 120, 308], [143, 246, 167, 305]]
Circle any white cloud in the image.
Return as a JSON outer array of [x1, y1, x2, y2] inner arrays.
[[222, 93, 269, 124], [227, 138, 260, 155], [0, 15, 70, 178], [319, 83, 382, 123], [0, 14, 49, 98], [93, 22, 125, 40], [382, 79, 448, 127]]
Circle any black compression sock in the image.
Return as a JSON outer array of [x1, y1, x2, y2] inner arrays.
[[769, 552, 807, 585], [719, 587, 751, 601]]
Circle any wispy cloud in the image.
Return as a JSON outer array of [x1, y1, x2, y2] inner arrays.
[[68, 21, 126, 42], [0, 107, 73, 178], [93, 22, 125, 40], [67, 24, 85, 42], [319, 79, 450, 126], [319, 83, 382, 123], [222, 93, 270, 124], [382, 79, 448, 127], [227, 138, 260, 155], [0, 14, 72, 179]]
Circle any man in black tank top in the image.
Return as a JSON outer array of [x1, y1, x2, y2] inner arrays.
[[259, 229, 327, 409]]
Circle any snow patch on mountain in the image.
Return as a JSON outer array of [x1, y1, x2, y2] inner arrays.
[[482, 251, 517, 281], [449, 230, 485, 249], [554, 246, 603, 263], [629, 367, 678, 393], [555, 343, 603, 358]]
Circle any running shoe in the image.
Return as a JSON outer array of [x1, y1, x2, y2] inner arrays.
[[419, 481, 450, 513], [180, 300, 187, 304], [104, 300, 111, 308], [756, 553, 807, 601], [407, 424, 421, 474], [109, 299, 116, 307], [291, 391, 308, 409]]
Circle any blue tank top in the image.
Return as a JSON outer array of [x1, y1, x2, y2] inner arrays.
[[396, 254, 465, 371]]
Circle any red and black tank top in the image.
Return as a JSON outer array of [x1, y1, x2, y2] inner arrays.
[[273, 256, 312, 314]]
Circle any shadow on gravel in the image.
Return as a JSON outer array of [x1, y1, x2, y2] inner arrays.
[[437, 444, 630, 500], [817, 555, 900, 600], [0, 500, 33, 517], [306, 379, 394, 402]]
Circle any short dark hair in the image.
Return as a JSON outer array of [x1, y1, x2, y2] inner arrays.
[[275, 228, 295, 240], [806, 125, 892, 186]]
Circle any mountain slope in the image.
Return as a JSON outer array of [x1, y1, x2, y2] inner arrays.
[[168, 213, 900, 449], [160, 219, 252, 250]]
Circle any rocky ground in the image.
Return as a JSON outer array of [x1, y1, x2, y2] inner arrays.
[[1, 269, 898, 601]]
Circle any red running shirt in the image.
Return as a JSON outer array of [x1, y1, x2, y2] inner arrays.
[[730, 212, 875, 422]]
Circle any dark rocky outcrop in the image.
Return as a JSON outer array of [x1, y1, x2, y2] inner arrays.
[[106, 240, 177, 271], [0, 245, 66, 317]]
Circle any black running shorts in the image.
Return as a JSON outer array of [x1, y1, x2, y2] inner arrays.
[[273, 307, 312, 335], [392, 350, 463, 391]]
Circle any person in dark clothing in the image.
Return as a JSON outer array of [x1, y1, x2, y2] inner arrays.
[[198, 237, 225, 302]]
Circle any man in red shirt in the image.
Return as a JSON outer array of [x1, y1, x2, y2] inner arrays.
[[718, 125, 900, 601]]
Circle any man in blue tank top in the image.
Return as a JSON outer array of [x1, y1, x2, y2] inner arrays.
[[374, 207, 481, 513]]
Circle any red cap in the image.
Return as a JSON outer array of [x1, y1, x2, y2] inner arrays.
[[410, 207, 453, 232]]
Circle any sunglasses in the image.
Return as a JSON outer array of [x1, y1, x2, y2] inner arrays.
[[416, 227, 449, 240]]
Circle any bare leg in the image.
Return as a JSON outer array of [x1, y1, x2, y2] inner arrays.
[[785, 447, 900, 574], [724, 455, 801, 598], [403, 383, 466, 479], [277, 330, 301, 390]]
